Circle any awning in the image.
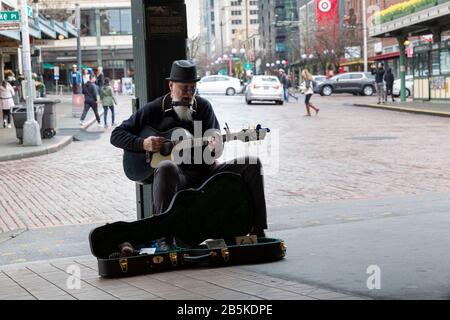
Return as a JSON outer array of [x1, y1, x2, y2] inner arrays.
[[372, 52, 400, 61], [43, 63, 55, 69], [340, 59, 374, 67]]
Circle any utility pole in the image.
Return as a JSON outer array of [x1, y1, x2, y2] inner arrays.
[[362, 0, 368, 72], [95, 8, 102, 68], [20, 0, 42, 146], [76, 4, 82, 75], [220, 20, 224, 57], [245, 0, 249, 42]]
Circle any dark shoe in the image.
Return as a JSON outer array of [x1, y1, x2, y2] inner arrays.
[[377, 102, 381, 104]]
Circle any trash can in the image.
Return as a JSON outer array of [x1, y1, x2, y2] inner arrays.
[[34, 98, 61, 139], [12, 104, 44, 144]]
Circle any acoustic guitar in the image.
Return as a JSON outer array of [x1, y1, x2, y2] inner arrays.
[[123, 124, 270, 182]]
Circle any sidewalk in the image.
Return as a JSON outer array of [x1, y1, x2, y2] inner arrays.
[[0, 94, 103, 162], [353, 99, 450, 117], [0, 254, 368, 300]]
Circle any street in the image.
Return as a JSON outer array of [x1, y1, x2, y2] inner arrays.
[[1, 93, 450, 299], [1, 94, 450, 231]]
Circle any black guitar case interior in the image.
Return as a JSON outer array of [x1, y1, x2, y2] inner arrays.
[[89, 172, 286, 278]]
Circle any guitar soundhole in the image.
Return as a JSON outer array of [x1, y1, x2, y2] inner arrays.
[[160, 142, 173, 156]]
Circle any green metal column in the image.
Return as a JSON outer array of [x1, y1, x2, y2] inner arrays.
[[397, 36, 407, 102]]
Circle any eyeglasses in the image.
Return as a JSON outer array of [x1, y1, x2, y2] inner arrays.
[[179, 85, 196, 94]]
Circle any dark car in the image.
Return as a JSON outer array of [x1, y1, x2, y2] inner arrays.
[[317, 72, 376, 96]]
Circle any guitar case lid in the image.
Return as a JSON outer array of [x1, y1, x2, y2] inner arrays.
[[89, 172, 254, 258]]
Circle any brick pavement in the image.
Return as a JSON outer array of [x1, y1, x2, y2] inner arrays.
[[0, 255, 368, 300], [0, 94, 450, 232]]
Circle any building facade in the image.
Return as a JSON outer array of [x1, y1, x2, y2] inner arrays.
[[199, 0, 260, 73], [35, 0, 133, 92], [1, 0, 77, 84]]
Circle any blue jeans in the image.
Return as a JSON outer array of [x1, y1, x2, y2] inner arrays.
[[103, 105, 115, 126], [283, 88, 289, 102]]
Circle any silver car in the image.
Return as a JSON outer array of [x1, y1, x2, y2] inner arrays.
[[245, 75, 284, 105]]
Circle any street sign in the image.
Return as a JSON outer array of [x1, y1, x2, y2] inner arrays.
[[0, 22, 20, 31], [54, 66, 60, 77], [244, 63, 253, 71], [0, 11, 20, 22], [27, 6, 33, 18], [218, 69, 228, 75]]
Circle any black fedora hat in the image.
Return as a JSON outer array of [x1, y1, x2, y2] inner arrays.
[[166, 60, 201, 82]]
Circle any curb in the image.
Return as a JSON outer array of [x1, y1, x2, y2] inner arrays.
[[0, 136, 73, 162], [353, 103, 450, 118]]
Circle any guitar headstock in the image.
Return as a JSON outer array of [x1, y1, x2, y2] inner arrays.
[[230, 124, 271, 143]]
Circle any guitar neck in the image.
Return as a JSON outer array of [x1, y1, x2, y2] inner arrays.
[[174, 132, 243, 149]]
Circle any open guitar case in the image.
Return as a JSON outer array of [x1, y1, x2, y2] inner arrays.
[[89, 172, 286, 278]]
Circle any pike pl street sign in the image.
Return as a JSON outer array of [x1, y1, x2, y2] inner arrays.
[[0, 11, 20, 22], [0, 8, 33, 31], [0, 7, 32, 22]]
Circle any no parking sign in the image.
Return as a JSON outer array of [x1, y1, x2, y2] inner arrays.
[[54, 66, 59, 80]]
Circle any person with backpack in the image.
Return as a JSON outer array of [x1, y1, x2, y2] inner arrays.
[[101, 78, 117, 128], [80, 75, 101, 127]]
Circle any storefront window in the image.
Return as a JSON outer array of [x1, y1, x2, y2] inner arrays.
[[441, 48, 450, 75], [100, 8, 132, 35], [430, 50, 440, 76], [81, 10, 96, 36], [415, 53, 429, 77]]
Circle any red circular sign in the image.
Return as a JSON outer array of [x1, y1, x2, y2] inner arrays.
[[318, 0, 332, 13]]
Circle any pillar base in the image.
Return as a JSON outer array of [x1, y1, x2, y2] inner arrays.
[[23, 120, 42, 146]]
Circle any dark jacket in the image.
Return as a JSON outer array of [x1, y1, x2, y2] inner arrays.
[[384, 69, 395, 87], [96, 73, 104, 87], [111, 94, 220, 153], [279, 74, 288, 88], [82, 81, 98, 103], [372, 68, 385, 83]]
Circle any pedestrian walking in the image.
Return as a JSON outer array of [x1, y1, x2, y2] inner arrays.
[[371, 62, 386, 104], [69, 64, 82, 94], [80, 75, 101, 127], [302, 68, 319, 117], [0, 80, 16, 128], [384, 68, 395, 102], [101, 78, 117, 128], [278, 69, 289, 103], [96, 66, 105, 99]]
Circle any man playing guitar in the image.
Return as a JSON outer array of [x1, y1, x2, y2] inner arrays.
[[111, 60, 267, 237]]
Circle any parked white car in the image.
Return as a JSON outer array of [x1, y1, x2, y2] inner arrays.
[[196, 75, 242, 96], [245, 75, 284, 105], [393, 75, 413, 97]]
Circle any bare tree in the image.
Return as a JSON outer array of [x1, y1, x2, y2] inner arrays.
[[35, 0, 75, 22], [188, 35, 201, 61]]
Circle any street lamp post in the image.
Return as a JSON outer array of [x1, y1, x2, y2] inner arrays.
[[76, 3, 82, 75], [362, 0, 368, 72], [20, 0, 42, 146]]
